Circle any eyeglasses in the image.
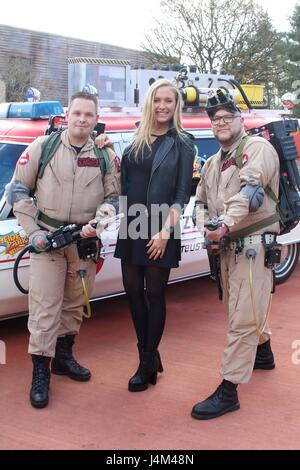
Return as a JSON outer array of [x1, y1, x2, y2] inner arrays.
[[211, 115, 241, 126]]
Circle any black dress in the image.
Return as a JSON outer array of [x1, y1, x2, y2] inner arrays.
[[114, 135, 181, 268]]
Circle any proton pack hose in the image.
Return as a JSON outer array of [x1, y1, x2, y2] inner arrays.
[[13, 245, 32, 294], [13, 223, 84, 294]]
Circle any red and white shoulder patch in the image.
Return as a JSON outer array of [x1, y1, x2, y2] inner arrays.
[[242, 153, 249, 167], [18, 151, 30, 166], [114, 155, 121, 172]]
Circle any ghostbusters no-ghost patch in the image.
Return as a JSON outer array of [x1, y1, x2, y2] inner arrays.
[[18, 151, 30, 165], [114, 155, 121, 172], [242, 153, 249, 167]]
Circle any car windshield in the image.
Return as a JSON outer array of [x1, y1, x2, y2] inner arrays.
[[0, 143, 26, 200]]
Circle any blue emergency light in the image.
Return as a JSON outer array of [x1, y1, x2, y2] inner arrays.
[[0, 101, 64, 119]]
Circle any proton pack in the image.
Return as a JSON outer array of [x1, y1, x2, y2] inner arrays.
[[44, 223, 99, 263], [45, 223, 86, 250], [13, 222, 99, 295], [238, 119, 300, 235]]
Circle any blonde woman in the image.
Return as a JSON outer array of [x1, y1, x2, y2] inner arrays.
[[114, 79, 195, 392]]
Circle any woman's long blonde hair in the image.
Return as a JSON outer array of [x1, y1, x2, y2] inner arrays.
[[129, 79, 184, 158]]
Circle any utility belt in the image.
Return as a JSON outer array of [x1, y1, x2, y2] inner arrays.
[[205, 217, 280, 332], [205, 232, 281, 269], [38, 211, 69, 230], [229, 233, 276, 249]]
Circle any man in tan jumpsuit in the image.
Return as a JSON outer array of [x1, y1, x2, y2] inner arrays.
[[6, 92, 120, 408], [192, 89, 279, 420]]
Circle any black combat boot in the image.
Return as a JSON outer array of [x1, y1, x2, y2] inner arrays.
[[128, 351, 160, 392], [51, 335, 91, 381], [254, 339, 275, 370], [191, 380, 240, 420], [30, 355, 51, 409]]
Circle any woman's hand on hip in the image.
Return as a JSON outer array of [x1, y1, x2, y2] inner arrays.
[[147, 230, 170, 260]]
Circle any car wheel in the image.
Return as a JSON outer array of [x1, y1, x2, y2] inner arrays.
[[275, 243, 300, 285]]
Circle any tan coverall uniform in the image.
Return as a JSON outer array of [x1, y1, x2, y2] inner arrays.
[[195, 133, 279, 384], [13, 130, 120, 357]]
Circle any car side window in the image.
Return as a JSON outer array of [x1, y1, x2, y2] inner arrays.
[[0, 142, 27, 220], [191, 136, 220, 195], [112, 142, 123, 159], [0, 143, 26, 198], [107, 132, 134, 160]]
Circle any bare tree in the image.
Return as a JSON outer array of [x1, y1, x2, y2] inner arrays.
[[143, 22, 185, 65], [142, 0, 287, 86], [1, 56, 35, 102]]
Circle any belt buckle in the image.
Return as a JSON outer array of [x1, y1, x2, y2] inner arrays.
[[262, 232, 276, 248]]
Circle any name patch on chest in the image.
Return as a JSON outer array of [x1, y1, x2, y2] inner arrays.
[[221, 157, 236, 172], [77, 158, 99, 168]]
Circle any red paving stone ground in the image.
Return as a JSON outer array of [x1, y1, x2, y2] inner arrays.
[[1, 264, 300, 450]]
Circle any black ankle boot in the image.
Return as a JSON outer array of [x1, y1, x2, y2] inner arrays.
[[137, 343, 164, 373], [191, 380, 240, 420], [30, 355, 51, 408], [254, 339, 275, 370], [128, 352, 159, 392], [51, 335, 91, 381], [155, 349, 164, 373]]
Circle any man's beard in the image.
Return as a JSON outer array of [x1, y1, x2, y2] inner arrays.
[[218, 127, 243, 147]]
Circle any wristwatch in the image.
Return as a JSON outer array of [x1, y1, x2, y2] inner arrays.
[[164, 223, 174, 234]]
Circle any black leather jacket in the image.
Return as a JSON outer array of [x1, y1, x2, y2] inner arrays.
[[121, 129, 195, 214]]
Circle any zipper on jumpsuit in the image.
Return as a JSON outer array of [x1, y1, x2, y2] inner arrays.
[[215, 149, 236, 219], [69, 146, 79, 223], [215, 155, 224, 219]]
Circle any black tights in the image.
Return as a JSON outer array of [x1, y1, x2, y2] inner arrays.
[[121, 262, 171, 355]]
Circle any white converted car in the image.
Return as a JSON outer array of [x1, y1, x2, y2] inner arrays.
[[0, 113, 299, 320]]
